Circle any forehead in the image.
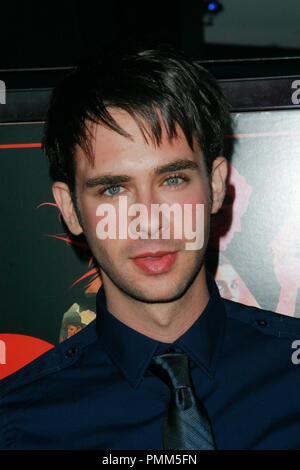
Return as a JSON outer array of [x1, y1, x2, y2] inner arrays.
[[74, 109, 205, 176]]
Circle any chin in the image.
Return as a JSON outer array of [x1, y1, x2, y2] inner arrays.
[[101, 252, 204, 303], [127, 289, 186, 304], [119, 273, 193, 304]]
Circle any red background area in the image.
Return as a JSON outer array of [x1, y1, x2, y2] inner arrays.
[[0, 334, 54, 380]]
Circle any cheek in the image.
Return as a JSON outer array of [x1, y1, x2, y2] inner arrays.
[[180, 180, 211, 211], [180, 192, 211, 227], [80, 200, 129, 257], [173, 194, 210, 250], [83, 205, 100, 237], [79, 198, 110, 247], [181, 193, 209, 214]]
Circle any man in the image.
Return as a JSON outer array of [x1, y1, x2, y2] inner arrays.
[[1, 46, 300, 451]]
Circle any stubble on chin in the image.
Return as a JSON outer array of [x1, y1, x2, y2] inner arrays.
[[95, 248, 206, 304]]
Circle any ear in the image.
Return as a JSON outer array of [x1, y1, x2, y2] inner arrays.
[[210, 156, 228, 214], [52, 182, 83, 235]]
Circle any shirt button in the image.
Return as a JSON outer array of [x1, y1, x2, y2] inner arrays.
[[256, 319, 268, 327], [65, 347, 76, 358]]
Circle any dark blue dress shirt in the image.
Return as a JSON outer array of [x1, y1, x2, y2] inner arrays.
[[1, 272, 300, 450]]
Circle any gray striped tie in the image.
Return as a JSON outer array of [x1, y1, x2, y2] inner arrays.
[[149, 352, 216, 450]]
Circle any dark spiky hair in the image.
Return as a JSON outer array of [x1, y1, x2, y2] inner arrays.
[[42, 45, 231, 198]]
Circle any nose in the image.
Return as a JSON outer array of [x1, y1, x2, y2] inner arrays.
[[128, 190, 165, 240], [129, 201, 163, 240]]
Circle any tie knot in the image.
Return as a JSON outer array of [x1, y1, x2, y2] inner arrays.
[[149, 352, 193, 390]]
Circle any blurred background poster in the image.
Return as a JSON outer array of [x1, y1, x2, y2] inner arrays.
[[207, 109, 300, 317]]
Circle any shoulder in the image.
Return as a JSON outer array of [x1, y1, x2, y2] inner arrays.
[[0, 319, 98, 399], [223, 298, 300, 338]]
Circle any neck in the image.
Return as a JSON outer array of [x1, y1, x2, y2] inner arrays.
[[100, 266, 210, 343]]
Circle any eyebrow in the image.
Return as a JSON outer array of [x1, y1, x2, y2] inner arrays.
[[84, 159, 200, 188]]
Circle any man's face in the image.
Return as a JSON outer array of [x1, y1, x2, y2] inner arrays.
[[215, 262, 259, 307], [60, 109, 225, 303], [215, 263, 248, 302], [67, 324, 82, 338]]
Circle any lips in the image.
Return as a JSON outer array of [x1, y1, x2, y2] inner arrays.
[[131, 251, 178, 274]]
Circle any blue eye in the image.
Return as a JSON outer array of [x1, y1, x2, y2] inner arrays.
[[164, 175, 185, 186], [103, 186, 124, 196]]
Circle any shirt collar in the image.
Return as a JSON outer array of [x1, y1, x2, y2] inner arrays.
[[96, 270, 226, 389]]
